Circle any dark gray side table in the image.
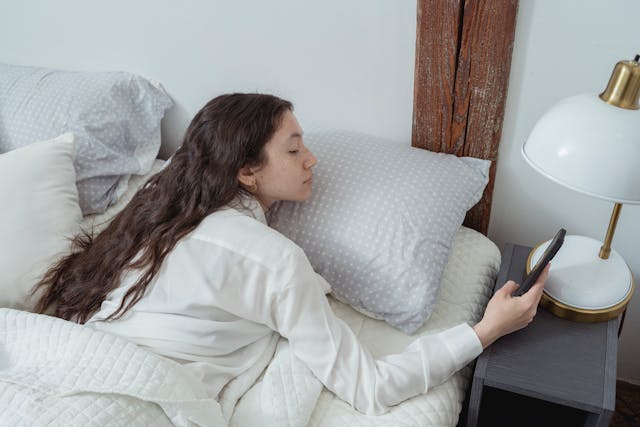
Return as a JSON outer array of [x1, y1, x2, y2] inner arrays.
[[466, 243, 618, 427]]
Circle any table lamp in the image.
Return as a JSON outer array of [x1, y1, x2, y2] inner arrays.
[[521, 55, 640, 322]]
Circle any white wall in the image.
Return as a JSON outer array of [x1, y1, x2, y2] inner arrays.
[[0, 0, 417, 158], [489, 0, 640, 383]]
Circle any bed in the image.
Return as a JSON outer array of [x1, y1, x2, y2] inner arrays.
[[0, 2, 517, 426], [0, 159, 499, 427]]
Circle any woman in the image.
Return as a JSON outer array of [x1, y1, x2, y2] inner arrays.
[[33, 93, 548, 415]]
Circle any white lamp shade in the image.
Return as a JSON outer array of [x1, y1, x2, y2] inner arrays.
[[522, 93, 640, 204]]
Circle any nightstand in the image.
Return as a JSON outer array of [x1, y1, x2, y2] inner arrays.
[[466, 243, 618, 427]]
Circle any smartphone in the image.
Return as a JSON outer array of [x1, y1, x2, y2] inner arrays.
[[513, 228, 566, 297]]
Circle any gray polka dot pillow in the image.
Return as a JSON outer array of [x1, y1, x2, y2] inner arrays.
[[267, 130, 490, 334], [0, 62, 173, 214]]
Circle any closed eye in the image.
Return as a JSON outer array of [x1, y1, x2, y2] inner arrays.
[[288, 150, 299, 154]]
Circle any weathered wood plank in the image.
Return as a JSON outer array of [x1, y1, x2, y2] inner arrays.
[[411, 0, 463, 153], [457, 0, 518, 233], [412, 0, 518, 234]]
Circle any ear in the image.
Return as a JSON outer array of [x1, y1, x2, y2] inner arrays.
[[237, 166, 256, 187]]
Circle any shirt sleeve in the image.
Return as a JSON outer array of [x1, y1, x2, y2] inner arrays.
[[268, 247, 483, 415]]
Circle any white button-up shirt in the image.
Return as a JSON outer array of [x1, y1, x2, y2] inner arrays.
[[87, 196, 482, 415]]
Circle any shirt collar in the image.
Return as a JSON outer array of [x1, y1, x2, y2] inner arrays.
[[227, 194, 267, 225]]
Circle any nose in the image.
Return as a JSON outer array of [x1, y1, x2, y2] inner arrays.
[[304, 148, 317, 169]]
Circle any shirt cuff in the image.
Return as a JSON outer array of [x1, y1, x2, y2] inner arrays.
[[409, 322, 484, 391], [441, 323, 484, 369]]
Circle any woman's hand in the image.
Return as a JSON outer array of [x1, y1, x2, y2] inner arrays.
[[473, 263, 550, 349]]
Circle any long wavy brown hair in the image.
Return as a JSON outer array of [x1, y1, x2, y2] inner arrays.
[[32, 93, 293, 324]]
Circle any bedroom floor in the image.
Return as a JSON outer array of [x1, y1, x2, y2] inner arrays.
[[613, 380, 640, 427]]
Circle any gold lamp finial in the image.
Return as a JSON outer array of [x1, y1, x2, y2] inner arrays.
[[599, 54, 640, 110]]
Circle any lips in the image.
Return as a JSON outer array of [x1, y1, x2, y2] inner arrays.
[[304, 176, 313, 184]]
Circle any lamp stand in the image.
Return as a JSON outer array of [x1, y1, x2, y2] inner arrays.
[[599, 203, 622, 259]]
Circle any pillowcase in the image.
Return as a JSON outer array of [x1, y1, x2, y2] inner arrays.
[[81, 159, 166, 235], [0, 133, 82, 310], [0, 62, 174, 214], [267, 130, 490, 334]]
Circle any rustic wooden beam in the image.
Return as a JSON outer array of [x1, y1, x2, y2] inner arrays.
[[411, 0, 463, 153], [455, 0, 518, 233], [412, 0, 518, 234]]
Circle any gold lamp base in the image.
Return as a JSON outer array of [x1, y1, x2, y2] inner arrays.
[[526, 236, 635, 323], [538, 290, 632, 323]]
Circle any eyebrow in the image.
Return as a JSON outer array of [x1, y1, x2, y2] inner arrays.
[[288, 132, 303, 140]]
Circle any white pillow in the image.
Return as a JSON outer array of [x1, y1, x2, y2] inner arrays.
[[0, 133, 82, 310]]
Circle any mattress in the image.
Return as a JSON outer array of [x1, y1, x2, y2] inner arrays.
[[79, 160, 501, 426]]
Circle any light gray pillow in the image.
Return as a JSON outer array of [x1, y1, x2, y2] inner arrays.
[[0, 62, 173, 214], [267, 130, 490, 334]]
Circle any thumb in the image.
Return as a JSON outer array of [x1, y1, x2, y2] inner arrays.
[[499, 280, 519, 296]]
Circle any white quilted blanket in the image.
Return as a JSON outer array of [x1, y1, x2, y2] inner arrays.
[[0, 308, 227, 427], [0, 227, 498, 427], [231, 226, 500, 427]]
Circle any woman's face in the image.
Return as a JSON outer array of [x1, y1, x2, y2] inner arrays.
[[243, 110, 317, 210]]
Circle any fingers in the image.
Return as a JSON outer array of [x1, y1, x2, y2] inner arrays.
[[524, 263, 551, 302], [536, 263, 551, 285], [499, 280, 519, 296]]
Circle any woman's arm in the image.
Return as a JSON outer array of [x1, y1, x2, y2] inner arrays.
[[206, 239, 547, 415], [271, 263, 482, 415], [268, 248, 549, 415]]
